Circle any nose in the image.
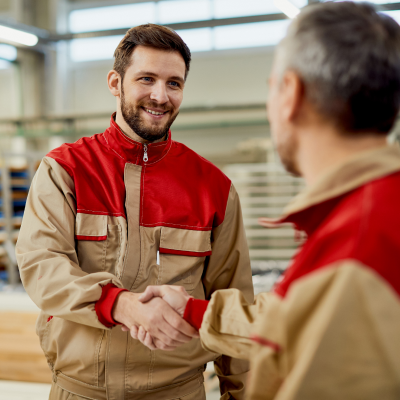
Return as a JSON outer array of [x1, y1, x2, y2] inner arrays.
[[149, 81, 169, 105]]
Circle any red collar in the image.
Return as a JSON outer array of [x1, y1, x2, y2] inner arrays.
[[103, 113, 172, 165]]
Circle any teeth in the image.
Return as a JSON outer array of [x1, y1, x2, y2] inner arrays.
[[145, 109, 164, 115]]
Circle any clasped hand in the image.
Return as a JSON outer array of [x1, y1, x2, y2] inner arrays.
[[112, 285, 197, 351]]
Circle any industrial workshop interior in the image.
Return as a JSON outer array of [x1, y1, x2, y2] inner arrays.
[[0, 0, 400, 399]]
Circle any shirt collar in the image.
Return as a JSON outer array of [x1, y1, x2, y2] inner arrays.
[[103, 112, 172, 165], [268, 145, 400, 235]]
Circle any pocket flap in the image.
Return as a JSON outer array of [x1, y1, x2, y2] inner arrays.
[[75, 213, 107, 241], [160, 227, 212, 257]]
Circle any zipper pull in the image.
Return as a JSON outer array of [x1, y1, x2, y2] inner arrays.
[[143, 144, 148, 162]]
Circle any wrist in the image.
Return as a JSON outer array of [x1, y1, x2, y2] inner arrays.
[[112, 291, 139, 324]]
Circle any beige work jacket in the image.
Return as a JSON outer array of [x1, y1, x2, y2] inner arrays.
[[16, 120, 254, 400], [199, 145, 400, 399]]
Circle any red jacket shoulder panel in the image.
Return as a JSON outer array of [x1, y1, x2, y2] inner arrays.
[[275, 172, 400, 298], [47, 133, 127, 218], [141, 141, 232, 230]]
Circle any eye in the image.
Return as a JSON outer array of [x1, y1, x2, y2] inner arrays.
[[168, 81, 180, 88], [140, 77, 153, 83]]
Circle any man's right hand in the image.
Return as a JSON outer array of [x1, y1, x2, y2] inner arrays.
[[112, 291, 198, 351]]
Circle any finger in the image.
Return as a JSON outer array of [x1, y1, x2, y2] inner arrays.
[[150, 325, 186, 347], [138, 330, 157, 350], [153, 337, 178, 351], [143, 332, 158, 351], [138, 286, 163, 302], [168, 285, 189, 295], [162, 308, 199, 339], [121, 324, 129, 332], [130, 325, 139, 339]]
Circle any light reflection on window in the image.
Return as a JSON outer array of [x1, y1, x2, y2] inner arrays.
[[214, 20, 290, 50], [69, 3, 156, 33], [159, 0, 212, 24], [176, 28, 213, 52], [70, 35, 123, 62]]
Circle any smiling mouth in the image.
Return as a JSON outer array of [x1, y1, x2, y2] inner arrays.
[[142, 107, 168, 116]]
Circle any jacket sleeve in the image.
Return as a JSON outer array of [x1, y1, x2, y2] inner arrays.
[[16, 157, 124, 329], [201, 260, 400, 400], [202, 183, 255, 400]]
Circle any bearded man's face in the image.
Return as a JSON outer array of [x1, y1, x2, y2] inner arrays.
[[119, 46, 185, 142]]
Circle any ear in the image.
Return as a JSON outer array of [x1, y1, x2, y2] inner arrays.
[[280, 70, 305, 122], [107, 70, 121, 98]]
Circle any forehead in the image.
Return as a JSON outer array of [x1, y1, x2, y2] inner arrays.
[[126, 45, 186, 79]]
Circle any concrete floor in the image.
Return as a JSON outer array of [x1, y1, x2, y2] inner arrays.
[[0, 381, 221, 399]]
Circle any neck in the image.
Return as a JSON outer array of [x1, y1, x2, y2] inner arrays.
[[297, 124, 388, 187], [114, 111, 166, 144]]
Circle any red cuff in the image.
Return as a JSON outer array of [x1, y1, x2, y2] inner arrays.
[[95, 283, 127, 328], [183, 298, 209, 331]]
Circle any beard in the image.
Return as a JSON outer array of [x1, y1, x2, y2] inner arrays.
[[120, 84, 179, 142], [275, 131, 301, 177]]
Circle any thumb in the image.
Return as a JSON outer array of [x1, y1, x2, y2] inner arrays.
[[138, 286, 163, 303]]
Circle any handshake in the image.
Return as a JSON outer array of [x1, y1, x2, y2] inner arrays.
[[112, 285, 199, 351]]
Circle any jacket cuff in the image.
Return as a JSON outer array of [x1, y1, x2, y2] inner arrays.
[[183, 298, 209, 330], [95, 283, 127, 328]]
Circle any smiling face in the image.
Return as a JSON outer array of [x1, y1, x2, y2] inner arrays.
[[119, 45, 186, 142]]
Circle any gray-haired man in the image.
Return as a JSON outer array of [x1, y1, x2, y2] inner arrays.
[[134, 2, 400, 399]]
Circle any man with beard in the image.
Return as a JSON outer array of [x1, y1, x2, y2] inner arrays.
[[16, 24, 253, 400], [134, 3, 400, 399]]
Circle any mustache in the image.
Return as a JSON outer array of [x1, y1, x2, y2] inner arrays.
[[138, 102, 174, 113]]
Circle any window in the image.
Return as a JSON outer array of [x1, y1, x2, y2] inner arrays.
[[158, 0, 212, 24], [70, 35, 124, 62], [214, 20, 291, 50], [69, 3, 156, 33], [176, 28, 213, 52], [68, 0, 304, 61], [381, 10, 400, 24], [0, 44, 17, 61]]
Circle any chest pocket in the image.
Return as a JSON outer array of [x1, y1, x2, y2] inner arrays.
[[75, 213, 127, 276], [158, 227, 212, 293]]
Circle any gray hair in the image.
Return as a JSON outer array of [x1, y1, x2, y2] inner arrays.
[[275, 1, 400, 134]]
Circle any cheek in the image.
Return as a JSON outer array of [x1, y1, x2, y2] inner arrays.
[[169, 91, 183, 110]]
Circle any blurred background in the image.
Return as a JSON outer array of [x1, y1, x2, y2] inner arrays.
[[0, 0, 400, 398]]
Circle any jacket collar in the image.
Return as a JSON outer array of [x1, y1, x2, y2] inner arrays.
[[103, 113, 172, 165], [273, 145, 400, 235]]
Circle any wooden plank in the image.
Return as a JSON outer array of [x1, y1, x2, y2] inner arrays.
[[0, 312, 52, 383]]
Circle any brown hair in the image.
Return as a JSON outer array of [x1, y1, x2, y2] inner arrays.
[[113, 23, 191, 80]]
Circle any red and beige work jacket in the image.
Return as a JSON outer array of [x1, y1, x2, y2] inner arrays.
[[16, 114, 254, 400], [185, 145, 400, 399]]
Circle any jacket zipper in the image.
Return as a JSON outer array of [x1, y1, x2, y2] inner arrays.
[[143, 144, 148, 162]]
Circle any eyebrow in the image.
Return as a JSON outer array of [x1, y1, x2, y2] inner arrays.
[[136, 70, 185, 84]]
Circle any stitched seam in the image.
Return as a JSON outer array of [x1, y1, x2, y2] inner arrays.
[[104, 130, 126, 161], [77, 209, 126, 217], [94, 330, 105, 387], [145, 139, 172, 165], [120, 164, 131, 281], [148, 350, 155, 390], [140, 164, 146, 224], [58, 373, 103, 388], [56, 383, 99, 400], [142, 222, 212, 229]]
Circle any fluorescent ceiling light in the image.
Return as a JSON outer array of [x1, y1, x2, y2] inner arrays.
[[0, 44, 17, 61], [273, 0, 300, 19], [0, 25, 38, 46]]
